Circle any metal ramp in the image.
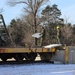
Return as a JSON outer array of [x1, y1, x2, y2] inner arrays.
[[0, 14, 8, 35], [0, 14, 9, 47], [0, 14, 7, 46], [0, 14, 17, 47]]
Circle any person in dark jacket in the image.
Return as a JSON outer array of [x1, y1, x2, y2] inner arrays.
[[40, 26, 45, 46]]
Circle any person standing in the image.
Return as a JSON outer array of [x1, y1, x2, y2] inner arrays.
[[40, 26, 45, 46], [56, 26, 61, 44]]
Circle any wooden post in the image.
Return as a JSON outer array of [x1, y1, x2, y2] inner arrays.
[[64, 45, 69, 64]]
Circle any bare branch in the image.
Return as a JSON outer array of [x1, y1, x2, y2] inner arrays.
[[7, 0, 29, 6]]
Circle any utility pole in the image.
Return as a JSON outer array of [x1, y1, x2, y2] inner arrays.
[[34, 14, 37, 46]]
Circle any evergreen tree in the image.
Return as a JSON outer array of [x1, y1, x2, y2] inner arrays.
[[41, 4, 63, 44]]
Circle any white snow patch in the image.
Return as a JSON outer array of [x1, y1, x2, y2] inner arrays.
[[0, 64, 75, 75]]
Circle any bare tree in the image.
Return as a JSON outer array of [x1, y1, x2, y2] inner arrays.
[[61, 25, 72, 39], [61, 24, 73, 45], [63, 15, 71, 24], [7, 0, 49, 46]]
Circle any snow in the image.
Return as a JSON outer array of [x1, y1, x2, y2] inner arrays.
[[0, 63, 75, 75], [43, 44, 62, 48]]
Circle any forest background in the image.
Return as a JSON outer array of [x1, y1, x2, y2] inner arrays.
[[1, 0, 75, 47]]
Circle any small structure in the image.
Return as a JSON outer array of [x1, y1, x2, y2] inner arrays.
[[52, 46, 75, 64]]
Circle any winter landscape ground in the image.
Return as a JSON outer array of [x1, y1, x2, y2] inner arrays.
[[0, 62, 75, 75]]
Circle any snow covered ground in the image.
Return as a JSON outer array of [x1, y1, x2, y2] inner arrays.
[[0, 63, 75, 75]]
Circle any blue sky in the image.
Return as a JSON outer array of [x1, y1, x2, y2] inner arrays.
[[0, 0, 75, 25]]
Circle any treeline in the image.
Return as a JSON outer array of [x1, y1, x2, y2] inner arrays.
[[7, 4, 75, 47]]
